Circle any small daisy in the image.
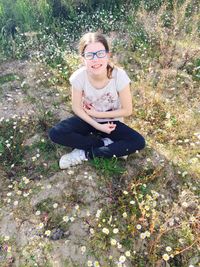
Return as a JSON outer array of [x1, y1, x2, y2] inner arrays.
[[162, 254, 170, 261], [102, 228, 109, 235], [119, 255, 126, 263]]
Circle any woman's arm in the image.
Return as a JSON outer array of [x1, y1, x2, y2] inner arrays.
[[72, 87, 116, 134], [84, 84, 132, 119]]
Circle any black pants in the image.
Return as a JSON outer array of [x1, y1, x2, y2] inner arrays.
[[49, 116, 145, 159]]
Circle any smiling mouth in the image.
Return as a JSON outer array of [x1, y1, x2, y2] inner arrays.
[[92, 64, 102, 69]]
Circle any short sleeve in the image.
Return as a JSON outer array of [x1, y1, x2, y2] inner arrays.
[[69, 67, 85, 91], [116, 68, 131, 92]]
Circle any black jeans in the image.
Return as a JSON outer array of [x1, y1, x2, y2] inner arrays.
[[48, 116, 145, 159]]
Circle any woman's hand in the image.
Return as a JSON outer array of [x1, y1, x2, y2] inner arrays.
[[83, 104, 99, 118], [96, 122, 116, 134]]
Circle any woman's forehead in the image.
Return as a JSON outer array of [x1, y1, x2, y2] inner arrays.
[[84, 42, 105, 52]]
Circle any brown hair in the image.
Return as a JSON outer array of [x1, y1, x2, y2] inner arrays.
[[78, 32, 114, 79]]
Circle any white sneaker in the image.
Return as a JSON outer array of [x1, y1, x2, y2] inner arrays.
[[59, 149, 87, 169]]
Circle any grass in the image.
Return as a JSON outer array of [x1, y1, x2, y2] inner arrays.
[[0, 74, 19, 84]]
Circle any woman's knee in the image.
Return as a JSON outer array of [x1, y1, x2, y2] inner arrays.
[[138, 135, 146, 150], [48, 127, 59, 143]]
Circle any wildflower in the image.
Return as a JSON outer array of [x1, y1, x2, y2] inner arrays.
[[23, 192, 29, 197], [136, 224, 142, 230], [75, 204, 79, 210], [130, 200, 135, 205], [32, 156, 37, 161], [7, 192, 12, 197], [182, 202, 188, 208], [110, 238, 117, 246], [53, 203, 58, 209], [109, 255, 113, 260], [46, 184, 52, 189], [113, 228, 119, 234], [17, 190, 22, 195], [81, 246, 86, 254], [123, 212, 127, 218], [140, 233, 146, 239], [166, 246, 172, 252], [4, 236, 10, 241], [145, 231, 150, 237], [123, 191, 128, 195], [90, 228, 95, 235], [13, 201, 18, 206], [70, 217, 75, 222], [45, 230, 51, 236], [162, 254, 170, 261], [94, 261, 100, 267], [96, 209, 102, 218], [86, 210, 90, 216], [119, 255, 126, 263], [38, 223, 44, 229], [125, 251, 131, 257], [7, 246, 12, 253], [102, 228, 109, 235], [22, 176, 30, 184], [63, 216, 69, 222], [87, 260, 93, 267], [117, 243, 122, 249], [35, 210, 41, 216], [182, 171, 188, 177]]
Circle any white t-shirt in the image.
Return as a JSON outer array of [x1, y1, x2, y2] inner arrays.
[[69, 66, 131, 122]]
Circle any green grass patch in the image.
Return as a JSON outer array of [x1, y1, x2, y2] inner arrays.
[[0, 73, 19, 84]]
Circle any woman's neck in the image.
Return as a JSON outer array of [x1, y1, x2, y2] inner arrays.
[[87, 69, 108, 82]]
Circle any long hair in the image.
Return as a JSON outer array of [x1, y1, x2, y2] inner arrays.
[[78, 32, 114, 79]]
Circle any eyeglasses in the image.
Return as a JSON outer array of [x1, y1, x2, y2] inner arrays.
[[82, 50, 108, 60]]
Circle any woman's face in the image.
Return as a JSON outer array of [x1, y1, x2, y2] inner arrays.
[[82, 42, 109, 76]]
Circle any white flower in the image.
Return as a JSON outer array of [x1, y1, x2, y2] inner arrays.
[[13, 201, 18, 206], [70, 217, 75, 222], [53, 203, 58, 209], [119, 255, 126, 263], [130, 200, 135, 205], [80, 246, 86, 254], [46, 184, 52, 189], [35, 210, 41, 216], [17, 190, 22, 195], [162, 254, 170, 261], [38, 223, 44, 229], [182, 202, 188, 208], [122, 212, 127, 218], [94, 261, 100, 267], [117, 243, 122, 249], [90, 228, 95, 235], [136, 224, 142, 230], [125, 251, 131, 257], [87, 260, 93, 267], [102, 228, 109, 235], [63, 216, 69, 222], [45, 230, 51, 236], [4, 236, 10, 241], [110, 238, 117, 246], [123, 191, 128, 195], [145, 231, 150, 237], [166, 246, 172, 252], [96, 209, 102, 218], [113, 228, 119, 234], [140, 233, 146, 239]]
